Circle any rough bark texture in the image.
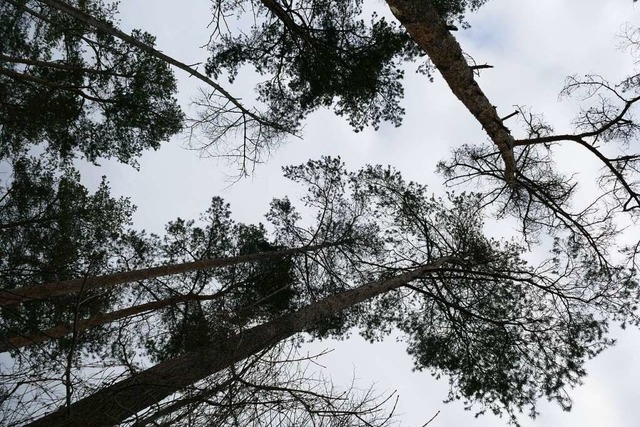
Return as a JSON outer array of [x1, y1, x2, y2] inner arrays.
[[0, 242, 335, 306], [26, 258, 450, 427], [385, 0, 516, 184], [0, 294, 221, 352]]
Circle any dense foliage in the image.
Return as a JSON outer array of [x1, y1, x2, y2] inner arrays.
[[277, 158, 639, 420], [206, 0, 419, 132], [0, 0, 183, 165], [2, 1, 640, 426], [205, 0, 490, 134]]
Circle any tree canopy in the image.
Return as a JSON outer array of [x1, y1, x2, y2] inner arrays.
[[9, 157, 638, 426], [0, 0, 183, 165], [2, 1, 640, 426]]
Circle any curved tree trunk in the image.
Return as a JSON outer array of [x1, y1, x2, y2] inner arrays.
[[25, 257, 451, 427], [0, 241, 338, 306], [0, 293, 224, 352], [385, 0, 517, 184]]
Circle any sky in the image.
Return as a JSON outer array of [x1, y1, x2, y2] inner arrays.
[[77, 0, 640, 426]]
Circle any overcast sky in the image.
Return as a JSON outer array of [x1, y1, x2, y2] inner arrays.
[[80, 1, 640, 425]]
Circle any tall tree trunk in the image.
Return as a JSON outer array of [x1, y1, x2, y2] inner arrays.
[[25, 257, 451, 427], [0, 215, 57, 231], [0, 242, 338, 306], [385, 0, 517, 184], [0, 293, 224, 352], [27, 0, 279, 130]]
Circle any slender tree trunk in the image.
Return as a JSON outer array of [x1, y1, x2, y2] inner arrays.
[[0, 293, 224, 352], [0, 53, 134, 77], [30, 0, 276, 128], [0, 242, 338, 306], [259, 0, 315, 45], [25, 257, 451, 427], [0, 215, 56, 231], [384, 0, 517, 184]]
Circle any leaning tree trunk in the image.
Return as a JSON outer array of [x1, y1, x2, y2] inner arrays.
[[0, 293, 226, 352], [0, 241, 338, 306], [27, 0, 267, 125], [25, 257, 451, 427], [385, 0, 517, 184]]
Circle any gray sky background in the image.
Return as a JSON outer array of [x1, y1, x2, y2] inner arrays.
[[77, 1, 640, 426]]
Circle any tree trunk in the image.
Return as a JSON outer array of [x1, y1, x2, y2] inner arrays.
[[259, 0, 315, 45], [0, 242, 337, 306], [0, 215, 57, 231], [25, 257, 451, 427], [0, 293, 224, 352], [31, 0, 272, 127], [385, 0, 517, 184]]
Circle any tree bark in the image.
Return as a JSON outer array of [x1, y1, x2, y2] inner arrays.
[[385, 0, 517, 185], [0, 293, 223, 352], [0, 242, 337, 306], [25, 257, 451, 427]]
